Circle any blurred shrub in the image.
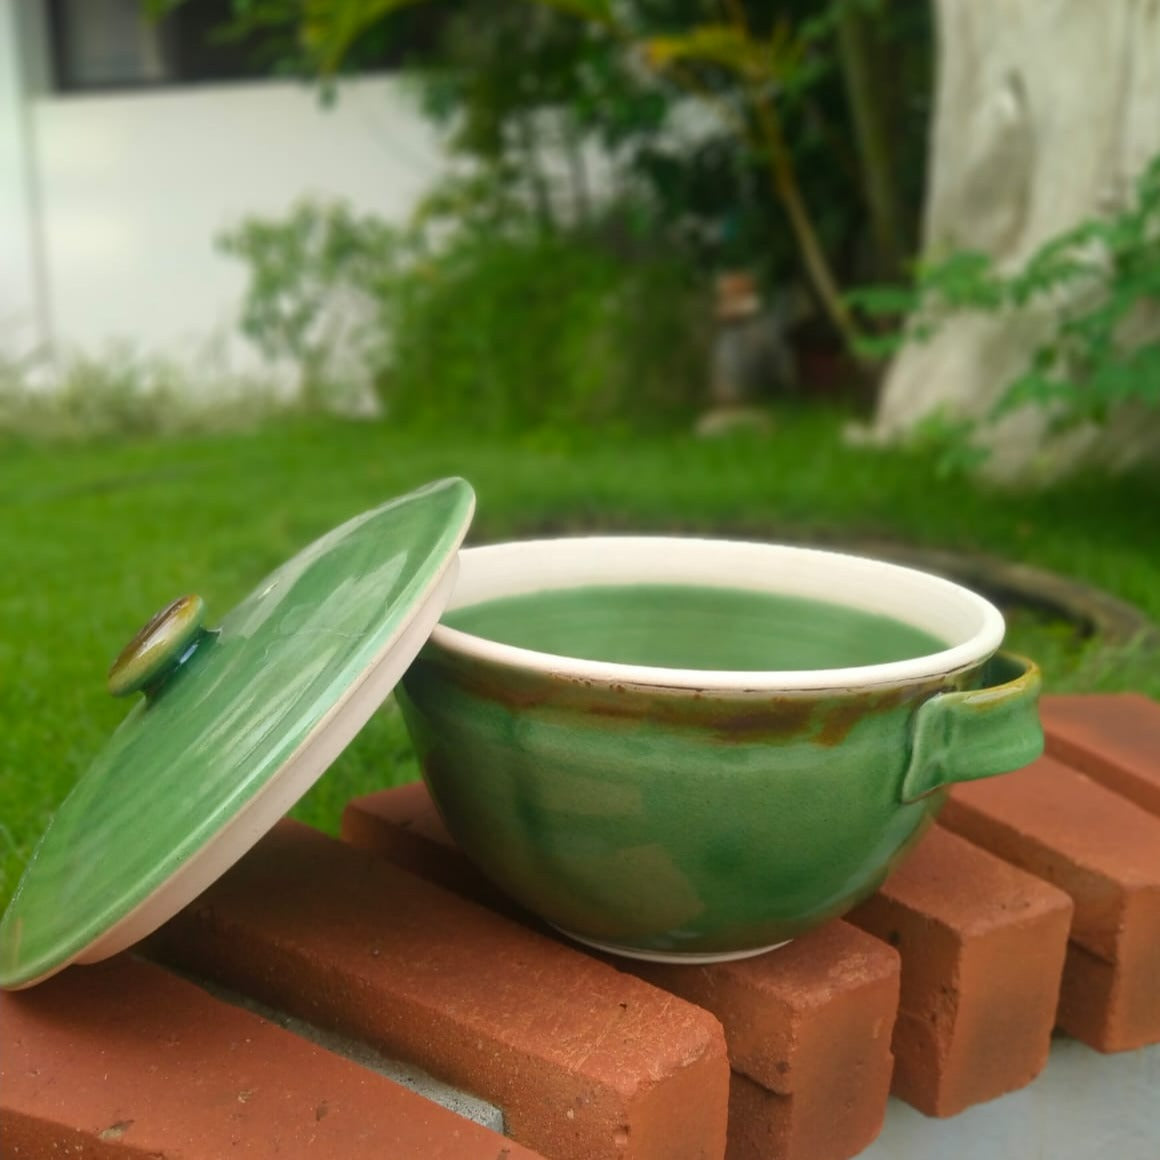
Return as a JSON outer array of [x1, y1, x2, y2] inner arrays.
[[218, 201, 399, 413], [169, 0, 933, 351], [220, 197, 710, 433], [0, 343, 290, 443], [383, 229, 707, 432]]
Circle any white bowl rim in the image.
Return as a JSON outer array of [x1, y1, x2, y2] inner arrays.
[[428, 536, 1006, 694]]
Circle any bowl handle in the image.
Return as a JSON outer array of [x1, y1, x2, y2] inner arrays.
[[900, 652, 1043, 802]]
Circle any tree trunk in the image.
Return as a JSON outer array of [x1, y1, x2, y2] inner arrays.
[[515, 109, 556, 235], [868, 0, 1160, 480], [836, 2, 906, 280]]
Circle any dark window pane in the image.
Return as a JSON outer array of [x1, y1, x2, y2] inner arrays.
[[45, 0, 452, 92], [48, 0, 172, 90]]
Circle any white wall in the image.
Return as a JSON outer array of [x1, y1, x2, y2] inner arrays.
[[0, 0, 45, 352], [5, 39, 704, 390], [27, 75, 449, 375]]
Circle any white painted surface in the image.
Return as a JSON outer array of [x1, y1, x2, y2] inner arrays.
[[0, 0, 44, 350], [25, 75, 448, 369], [866, 1037, 1160, 1160], [0, 6, 680, 382]]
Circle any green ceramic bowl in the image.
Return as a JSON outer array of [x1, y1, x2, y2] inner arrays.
[[398, 537, 1043, 963]]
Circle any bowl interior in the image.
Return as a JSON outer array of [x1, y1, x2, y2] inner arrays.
[[433, 537, 1006, 692], [442, 582, 950, 672]]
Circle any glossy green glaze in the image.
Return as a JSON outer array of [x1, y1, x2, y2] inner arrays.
[[0, 478, 475, 989], [107, 594, 209, 699], [903, 652, 1043, 801], [398, 644, 1042, 959], [442, 585, 948, 671]]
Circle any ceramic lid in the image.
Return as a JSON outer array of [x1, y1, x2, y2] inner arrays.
[[0, 477, 475, 989]]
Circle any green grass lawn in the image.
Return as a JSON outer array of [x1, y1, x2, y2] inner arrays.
[[2, 408, 1157, 907]]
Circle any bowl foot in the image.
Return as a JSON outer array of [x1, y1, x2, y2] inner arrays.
[[552, 926, 793, 964]]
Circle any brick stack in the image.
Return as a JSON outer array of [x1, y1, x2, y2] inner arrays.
[[847, 826, 1072, 1116], [3, 693, 1160, 1159], [941, 759, 1160, 1051], [346, 786, 901, 1160]]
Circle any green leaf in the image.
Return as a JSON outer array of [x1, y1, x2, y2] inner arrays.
[[852, 332, 906, 359], [644, 25, 756, 78], [300, 0, 428, 74], [916, 249, 1005, 311], [845, 284, 919, 315], [644, 20, 805, 85], [142, 0, 183, 17], [533, 0, 614, 23]]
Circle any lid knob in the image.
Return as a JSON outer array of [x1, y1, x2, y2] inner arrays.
[[108, 595, 210, 700]]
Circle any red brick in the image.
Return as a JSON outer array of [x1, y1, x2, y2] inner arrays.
[[1041, 693, 1160, 817], [846, 825, 1073, 1116], [0, 955, 543, 1159], [146, 820, 730, 1160], [942, 757, 1160, 1051], [343, 780, 518, 916], [345, 787, 899, 1160], [633, 926, 898, 1160], [363, 779, 455, 845], [627, 923, 897, 1095], [1055, 939, 1160, 1055], [725, 1065, 894, 1160]]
